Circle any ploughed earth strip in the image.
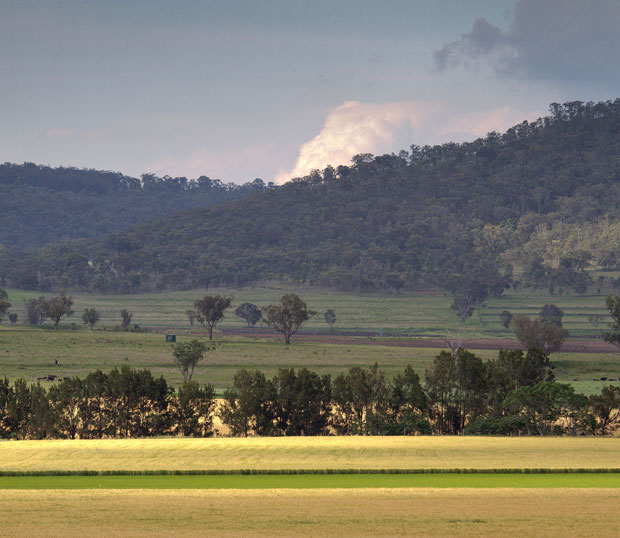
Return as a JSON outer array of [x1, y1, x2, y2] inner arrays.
[[220, 329, 616, 353]]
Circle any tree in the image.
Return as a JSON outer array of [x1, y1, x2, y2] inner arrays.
[[8, 313, 17, 324], [186, 309, 196, 326], [194, 295, 232, 340], [0, 288, 10, 323], [588, 314, 605, 338], [24, 297, 47, 325], [120, 309, 132, 329], [539, 304, 564, 327], [171, 340, 214, 383], [82, 308, 100, 329], [603, 295, 620, 349], [451, 297, 474, 325], [262, 294, 316, 345], [44, 293, 74, 329], [499, 310, 513, 329], [512, 315, 565, 353], [589, 385, 620, 435], [324, 309, 336, 329], [234, 303, 262, 327]]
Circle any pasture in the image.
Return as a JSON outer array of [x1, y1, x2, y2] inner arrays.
[[3, 284, 615, 337], [0, 325, 619, 393]]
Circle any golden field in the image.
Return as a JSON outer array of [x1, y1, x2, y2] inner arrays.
[[1, 488, 619, 537], [2, 436, 620, 472]]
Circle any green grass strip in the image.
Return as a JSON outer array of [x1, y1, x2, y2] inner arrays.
[[1, 473, 620, 490], [1, 468, 620, 477]]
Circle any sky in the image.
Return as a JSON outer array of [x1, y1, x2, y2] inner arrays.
[[2, 0, 619, 184]]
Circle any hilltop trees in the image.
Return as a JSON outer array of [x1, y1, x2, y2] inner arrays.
[[194, 295, 232, 340], [8, 100, 620, 294], [262, 294, 316, 345]]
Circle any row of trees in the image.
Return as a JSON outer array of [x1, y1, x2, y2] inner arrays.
[[0, 367, 215, 439], [3, 349, 620, 439], [189, 294, 316, 344]]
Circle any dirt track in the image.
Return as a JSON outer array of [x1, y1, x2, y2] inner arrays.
[[220, 329, 618, 354]]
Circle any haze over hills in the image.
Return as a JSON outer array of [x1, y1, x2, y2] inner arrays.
[[0, 163, 269, 249], [2, 99, 620, 295]]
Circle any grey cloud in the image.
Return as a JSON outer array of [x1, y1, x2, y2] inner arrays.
[[433, 0, 620, 86]]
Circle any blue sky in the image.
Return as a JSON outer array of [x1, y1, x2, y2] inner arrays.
[[2, 0, 619, 183]]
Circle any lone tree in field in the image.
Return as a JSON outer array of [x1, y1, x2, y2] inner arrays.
[[539, 304, 564, 327], [8, 313, 17, 324], [0, 288, 10, 323], [44, 293, 74, 329], [120, 309, 132, 329], [512, 314, 565, 353], [194, 295, 232, 340], [24, 297, 47, 325], [186, 309, 196, 326], [262, 293, 316, 345], [603, 295, 620, 349], [451, 297, 474, 325], [234, 303, 262, 327], [499, 310, 513, 329], [324, 309, 336, 329], [82, 308, 101, 329], [171, 339, 215, 383]]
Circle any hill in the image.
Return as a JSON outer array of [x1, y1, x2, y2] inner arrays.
[[0, 163, 268, 249], [3, 99, 620, 294]]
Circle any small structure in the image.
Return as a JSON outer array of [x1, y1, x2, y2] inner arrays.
[[165, 334, 176, 343]]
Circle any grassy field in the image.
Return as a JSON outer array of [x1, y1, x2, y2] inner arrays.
[[1, 325, 619, 393], [3, 284, 616, 337], [2, 473, 620, 489], [2, 437, 620, 472], [1, 488, 620, 537]]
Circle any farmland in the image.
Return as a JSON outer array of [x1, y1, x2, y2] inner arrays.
[[3, 488, 620, 537], [2, 437, 620, 536], [3, 284, 616, 337]]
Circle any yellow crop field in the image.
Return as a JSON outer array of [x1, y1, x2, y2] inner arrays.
[[2, 436, 620, 472], [1, 488, 620, 537]]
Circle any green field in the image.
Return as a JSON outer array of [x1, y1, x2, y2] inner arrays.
[[3, 284, 615, 337], [1, 473, 619, 489], [1, 325, 618, 393]]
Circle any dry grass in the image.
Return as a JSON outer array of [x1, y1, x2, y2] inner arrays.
[[2, 437, 620, 472], [1, 488, 619, 537]]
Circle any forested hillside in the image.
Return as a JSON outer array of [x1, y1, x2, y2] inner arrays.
[[0, 163, 268, 249], [3, 100, 620, 294]]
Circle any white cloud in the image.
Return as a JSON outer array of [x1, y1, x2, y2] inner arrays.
[[276, 100, 540, 184]]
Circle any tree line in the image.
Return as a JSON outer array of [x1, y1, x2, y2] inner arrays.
[[2, 348, 619, 439]]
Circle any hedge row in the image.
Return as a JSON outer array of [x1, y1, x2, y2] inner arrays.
[[1, 468, 619, 477]]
